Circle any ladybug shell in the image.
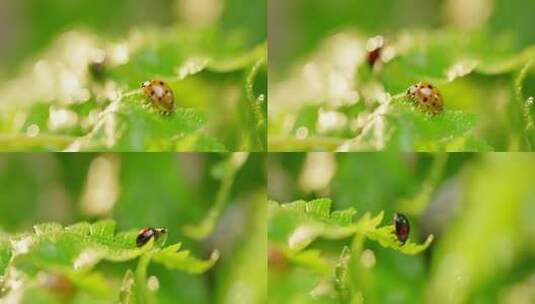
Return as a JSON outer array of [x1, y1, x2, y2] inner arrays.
[[141, 80, 175, 114], [406, 81, 443, 115], [136, 227, 166, 247], [393, 213, 410, 245]]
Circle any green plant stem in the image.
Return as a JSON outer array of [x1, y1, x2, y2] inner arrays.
[[349, 233, 365, 302], [245, 57, 267, 151], [135, 251, 155, 304], [398, 153, 448, 215], [183, 153, 248, 239], [515, 59, 535, 150]]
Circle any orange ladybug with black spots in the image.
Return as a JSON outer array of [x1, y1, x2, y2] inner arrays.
[[406, 81, 443, 115], [141, 79, 175, 114]]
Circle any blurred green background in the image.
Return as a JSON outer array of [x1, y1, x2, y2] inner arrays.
[[268, 153, 535, 303], [0, 0, 265, 75], [268, 0, 535, 151], [269, 0, 533, 75], [0, 152, 266, 303]]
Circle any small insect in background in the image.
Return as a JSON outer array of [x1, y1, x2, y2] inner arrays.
[[393, 213, 410, 245], [366, 35, 384, 69], [406, 81, 444, 115], [136, 227, 167, 247], [141, 79, 175, 115], [366, 36, 384, 68], [88, 58, 107, 81]]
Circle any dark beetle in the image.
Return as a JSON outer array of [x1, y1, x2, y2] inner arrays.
[[136, 227, 167, 247], [393, 213, 410, 245], [366, 36, 384, 68], [367, 46, 382, 67]]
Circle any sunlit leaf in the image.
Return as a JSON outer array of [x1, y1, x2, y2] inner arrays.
[[367, 226, 434, 255], [152, 244, 219, 274]]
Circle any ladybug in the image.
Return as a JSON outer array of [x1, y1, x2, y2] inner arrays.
[[393, 213, 410, 245], [141, 80, 175, 114], [406, 81, 443, 115], [136, 227, 167, 247], [88, 58, 107, 81]]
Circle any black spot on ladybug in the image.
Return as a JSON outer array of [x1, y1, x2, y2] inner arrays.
[[393, 213, 410, 245], [136, 227, 167, 247]]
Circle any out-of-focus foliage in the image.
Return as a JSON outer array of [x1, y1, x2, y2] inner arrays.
[[0, 0, 267, 151], [0, 153, 267, 304], [268, 153, 535, 303], [269, 0, 535, 151]]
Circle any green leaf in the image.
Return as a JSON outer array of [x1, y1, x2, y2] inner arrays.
[[14, 221, 154, 275], [367, 226, 434, 255], [270, 199, 357, 225], [270, 199, 433, 255], [7, 220, 214, 275], [152, 244, 220, 274], [353, 212, 384, 234], [269, 199, 359, 252], [515, 59, 535, 149], [68, 95, 208, 151], [342, 95, 489, 151]]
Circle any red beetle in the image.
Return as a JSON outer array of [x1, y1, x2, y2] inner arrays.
[[136, 227, 167, 247], [366, 36, 384, 68], [367, 47, 382, 67], [393, 213, 410, 245]]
